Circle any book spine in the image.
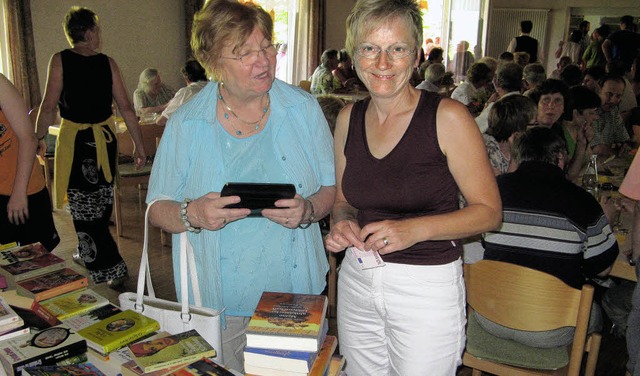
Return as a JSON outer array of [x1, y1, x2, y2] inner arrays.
[[30, 301, 62, 326], [13, 263, 66, 282], [103, 322, 160, 354], [144, 350, 216, 373], [32, 278, 89, 302]]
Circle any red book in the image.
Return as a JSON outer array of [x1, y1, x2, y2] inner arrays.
[[16, 269, 88, 302], [1, 253, 66, 283]]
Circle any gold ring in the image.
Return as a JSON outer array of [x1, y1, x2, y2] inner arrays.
[[285, 218, 289, 224], [383, 237, 389, 246], [222, 218, 227, 224]]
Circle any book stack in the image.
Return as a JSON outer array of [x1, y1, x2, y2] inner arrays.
[[0, 243, 66, 289], [122, 329, 217, 375], [0, 296, 27, 341], [243, 292, 337, 376], [15, 268, 88, 302], [31, 288, 111, 325]]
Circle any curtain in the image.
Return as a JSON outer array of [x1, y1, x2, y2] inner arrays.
[[291, 0, 322, 85], [5, 0, 40, 109], [184, 0, 205, 59]]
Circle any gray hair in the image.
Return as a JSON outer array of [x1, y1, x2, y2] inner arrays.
[[424, 63, 445, 83], [137, 68, 160, 92]]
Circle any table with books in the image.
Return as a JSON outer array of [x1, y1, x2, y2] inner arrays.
[[0, 242, 240, 376]]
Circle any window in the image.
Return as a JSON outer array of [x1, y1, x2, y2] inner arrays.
[[0, 0, 12, 78]]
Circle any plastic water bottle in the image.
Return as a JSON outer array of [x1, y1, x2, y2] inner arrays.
[[582, 154, 599, 199]]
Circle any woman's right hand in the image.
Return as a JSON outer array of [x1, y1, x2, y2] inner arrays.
[[324, 219, 364, 253], [187, 192, 251, 230]]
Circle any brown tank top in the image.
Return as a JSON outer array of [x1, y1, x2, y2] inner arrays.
[[342, 90, 461, 265]]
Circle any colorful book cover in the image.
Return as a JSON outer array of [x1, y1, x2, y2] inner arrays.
[[0, 325, 87, 376], [61, 303, 122, 332], [22, 362, 105, 375], [77, 309, 160, 356], [37, 288, 109, 320], [246, 292, 328, 352], [245, 335, 336, 376], [169, 357, 236, 376], [121, 359, 185, 376], [127, 329, 216, 373], [0, 253, 66, 282], [0, 296, 23, 330], [16, 268, 88, 302], [0, 243, 48, 266]]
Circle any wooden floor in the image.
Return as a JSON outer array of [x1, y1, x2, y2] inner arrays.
[[50, 185, 630, 376]]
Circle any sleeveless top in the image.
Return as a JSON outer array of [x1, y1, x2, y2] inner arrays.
[[0, 111, 45, 195], [515, 35, 538, 63], [342, 90, 461, 265], [59, 49, 113, 123]]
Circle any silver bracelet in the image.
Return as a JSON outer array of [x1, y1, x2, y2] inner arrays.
[[298, 199, 315, 229], [180, 199, 201, 233]]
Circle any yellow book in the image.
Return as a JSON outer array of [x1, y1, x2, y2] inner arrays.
[[37, 288, 109, 320], [77, 309, 160, 356]]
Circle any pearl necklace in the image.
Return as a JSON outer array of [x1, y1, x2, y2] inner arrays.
[[217, 83, 270, 136]]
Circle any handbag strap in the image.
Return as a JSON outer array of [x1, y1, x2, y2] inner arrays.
[[136, 201, 203, 313]]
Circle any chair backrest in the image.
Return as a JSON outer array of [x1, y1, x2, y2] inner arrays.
[[466, 260, 593, 333], [299, 80, 311, 93]]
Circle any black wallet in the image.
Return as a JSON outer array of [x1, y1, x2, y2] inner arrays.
[[221, 182, 296, 216]]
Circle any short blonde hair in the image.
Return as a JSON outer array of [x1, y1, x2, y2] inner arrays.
[[191, 0, 273, 81], [345, 0, 422, 60]]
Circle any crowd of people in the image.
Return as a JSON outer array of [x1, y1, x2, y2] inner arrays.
[[3, 0, 640, 375]]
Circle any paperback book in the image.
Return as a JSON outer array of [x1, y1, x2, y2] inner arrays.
[[126, 329, 216, 373], [16, 268, 88, 302], [22, 362, 105, 375], [245, 335, 337, 376], [36, 288, 109, 320], [61, 303, 122, 332], [77, 309, 160, 356], [0, 253, 66, 284], [0, 296, 23, 332], [246, 292, 328, 352], [244, 319, 329, 373], [0, 325, 87, 376], [0, 243, 48, 266], [169, 357, 237, 376]]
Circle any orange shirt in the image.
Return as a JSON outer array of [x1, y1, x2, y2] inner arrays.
[[0, 110, 45, 195]]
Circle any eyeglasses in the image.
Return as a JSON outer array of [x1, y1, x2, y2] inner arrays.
[[540, 97, 564, 107], [221, 44, 277, 66], [355, 43, 415, 60]]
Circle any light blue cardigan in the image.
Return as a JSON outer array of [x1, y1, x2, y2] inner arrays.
[[146, 79, 334, 319]]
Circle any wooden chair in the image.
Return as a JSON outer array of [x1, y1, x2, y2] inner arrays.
[[463, 260, 601, 376], [299, 80, 312, 93]]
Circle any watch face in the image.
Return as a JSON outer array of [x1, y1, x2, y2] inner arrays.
[[31, 327, 70, 348]]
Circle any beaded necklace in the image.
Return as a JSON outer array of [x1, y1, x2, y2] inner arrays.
[[217, 83, 270, 136]]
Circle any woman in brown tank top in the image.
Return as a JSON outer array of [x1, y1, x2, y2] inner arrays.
[[324, 1, 502, 375]]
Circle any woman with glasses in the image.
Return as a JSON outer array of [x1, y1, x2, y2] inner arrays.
[[133, 68, 176, 115], [324, 0, 501, 374], [146, 0, 335, 371]]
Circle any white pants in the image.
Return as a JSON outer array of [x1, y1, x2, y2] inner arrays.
[[337, 251, 466, 376]]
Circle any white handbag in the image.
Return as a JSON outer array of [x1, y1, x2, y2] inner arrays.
[[119, 202, 223, 362]]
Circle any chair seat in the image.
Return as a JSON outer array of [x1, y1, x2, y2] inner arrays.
[[118, 163, 152, 178], [466, 313, 569, 370]]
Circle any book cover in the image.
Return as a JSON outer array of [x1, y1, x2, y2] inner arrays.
[[169, 357, 236, 376], [22, 362, 106, 375], [327, 355, 346, 376], [16, 269, 89, 302], [0, 296, 23, 330], [121, 359, 184, 376], [246, 292, 328, 352], [244, 320, 329, 373], [244, 335, 337, 376], [0, 325, 87, 376], [127, 329, 216, 373], [0, 243, 48, 266], [1, 253, 66, 283], [61, 303, 122, 332], [30, 300, 62, 327], [77, 309, 160, 356], [37, 288, 109, 320]]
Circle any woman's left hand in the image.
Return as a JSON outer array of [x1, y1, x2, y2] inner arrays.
[[7, 193, 29, 225], [359, 219, 419, 255], [262, 194, 309, 229], [133, 147, 147, 170]]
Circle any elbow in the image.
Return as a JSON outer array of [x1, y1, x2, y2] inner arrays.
[[488, 208, 502, 231]]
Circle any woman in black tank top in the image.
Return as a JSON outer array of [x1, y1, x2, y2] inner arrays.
[[324, 1, 502, 374]]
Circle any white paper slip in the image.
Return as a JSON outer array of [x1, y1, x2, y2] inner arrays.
[[349, 246, 385, 269]]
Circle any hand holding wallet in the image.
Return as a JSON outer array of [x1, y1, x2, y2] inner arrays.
[[221, 182, 296, 216]]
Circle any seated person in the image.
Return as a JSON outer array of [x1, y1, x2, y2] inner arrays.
[[418, 47, 444, 80], [483, 95, 537, 176], [582, 66, 606, 94], [562, 85, 600, 170], [591, 75, 630, 158], [310, 49, 342, 94], [498, 51, 514, 64], [133, 68, 176, 115], [332, 49, 360, 89], [522, 63, 546, 96], [416, 63, 445, 93], [475, 62, 523, 133], [549, 56, 571, 80], [559, 64, 583, 87], [513, 51, 530, 68], [156, 60, 209, 126], [477, 126, 619, 348], [450, 62, 493, 106]]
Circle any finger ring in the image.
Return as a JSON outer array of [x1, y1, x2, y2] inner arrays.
[[222, 218, 227, 224], [383, 237, 389, 246], [285, 218, 289, 224]]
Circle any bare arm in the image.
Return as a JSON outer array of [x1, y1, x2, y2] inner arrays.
[[110, 57, 146, 168], [360, 98, 502, 253], [36, 53, 63, 155], [601, 39, 612, 62], [1, 74, 36, 224]]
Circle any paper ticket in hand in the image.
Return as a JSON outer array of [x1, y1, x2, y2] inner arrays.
[[349, 246, 385, 269]]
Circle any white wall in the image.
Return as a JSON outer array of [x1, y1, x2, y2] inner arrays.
[[31, 0, 186, 101]]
